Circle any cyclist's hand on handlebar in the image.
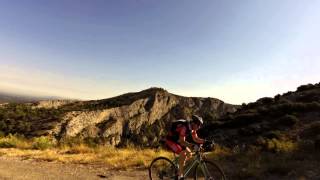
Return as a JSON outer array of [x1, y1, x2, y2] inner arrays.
[[203, 139, 216, 151], [193, 144, 200, 151]]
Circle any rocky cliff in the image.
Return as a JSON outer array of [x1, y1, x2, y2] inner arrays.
[[49, 88, 237, 146], [0, 88, 236, 147]]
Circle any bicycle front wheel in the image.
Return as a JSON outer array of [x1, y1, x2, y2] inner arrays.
[[149, 157, 177, 180], [194, 160, 226, 180]]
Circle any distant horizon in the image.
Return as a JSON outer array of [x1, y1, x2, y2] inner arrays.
[[1, 81, 318, 105], [1, 1, 319, 104]]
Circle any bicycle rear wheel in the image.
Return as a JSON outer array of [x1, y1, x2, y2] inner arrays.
[[149, 157, 177, 180], [194, 160, 226, 180]]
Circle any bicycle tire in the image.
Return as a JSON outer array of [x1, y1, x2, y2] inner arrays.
[[194, 160, 226, 180], [149, 157, 177, 180]]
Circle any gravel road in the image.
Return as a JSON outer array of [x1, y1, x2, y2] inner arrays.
[[0, 156, 148, 180]]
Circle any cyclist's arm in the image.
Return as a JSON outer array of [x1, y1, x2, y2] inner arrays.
[[178, 127, 193, 148], [191, 130, 205, 144], [178, 136, 193, 148]]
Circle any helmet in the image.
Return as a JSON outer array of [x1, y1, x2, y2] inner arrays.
[[191, 115, 203, 125]]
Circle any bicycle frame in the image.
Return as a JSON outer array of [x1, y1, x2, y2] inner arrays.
[[183, 153, 201, 177], [173, 150, 208, 178], [149, 144, 225, 180]]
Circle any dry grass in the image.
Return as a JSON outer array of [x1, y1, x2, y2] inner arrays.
[[1, 135, 319, 178], [0, 134, 32, 149], [0, 147, 172, 169], [0, 135, 172, 169]]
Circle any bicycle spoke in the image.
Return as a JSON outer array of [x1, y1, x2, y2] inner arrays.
[[194, 160, 226, 180], [149, 157, 177, 180]]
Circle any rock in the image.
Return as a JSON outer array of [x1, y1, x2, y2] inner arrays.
[[49, 88, 236, 147], [34, 100, 76, 109]]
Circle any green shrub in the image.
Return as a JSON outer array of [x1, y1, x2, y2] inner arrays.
[[278, 115, 299, 126], [298, 140, 315, 152], [264, 130, 283, 139], [257, 137, 297, 153], [274, 94, 281, 102], [257, 106, 268, 115], [32, 136, 55, 150], [301, 122, 320, 138], [223, 113, 260, 128], [283, 91, 293, 96], [0, 134, 29, 148], [257, 97, 274, 105], [0, 121, 6, 131], [306, 101, 320, 110], [296, 91, 320, 102], [0, 131, 4, 138], [268, 102, 317, 117]]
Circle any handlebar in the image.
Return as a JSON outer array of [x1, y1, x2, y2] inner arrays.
[[192, 139, 215, 153]]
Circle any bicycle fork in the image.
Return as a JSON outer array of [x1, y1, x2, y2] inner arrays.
[[199, 162, 214, 180]]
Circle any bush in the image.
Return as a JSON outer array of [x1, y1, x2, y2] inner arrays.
[[278, 115, 299, 126], [306, 101, 320, 110], [32, 136, 55, 150], [0, 131, 5, 138], [264, 130, 283, 139], [283, 91, 293, 96], [257, 106, 268, 115], [296, 91, 320, 102], [257, 137, 297, 153], [268, 102, 318, 117], [0, 134, 30, 149], [274, 94, 281, 102], [257, 97, 274, 105], [297, 84, 314, 92], [241, 103, 247, 109], [301, 122, 320, 138], [297, 140, 315, 152], [223, 113, 260, 128], [0, 140, 16, 148]]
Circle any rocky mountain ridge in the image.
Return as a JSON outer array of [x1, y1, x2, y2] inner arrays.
[[0, 88, 237, 147]]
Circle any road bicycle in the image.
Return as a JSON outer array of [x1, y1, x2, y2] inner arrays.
[[148, 143, 226, 180]]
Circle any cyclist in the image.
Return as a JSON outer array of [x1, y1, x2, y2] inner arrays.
[[165, 115, 205, 180]]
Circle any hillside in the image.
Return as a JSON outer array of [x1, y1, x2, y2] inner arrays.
[[0, 91, 59, 104], [193, 82, 320, 179], [1, 84, 320, 179], [201, 82, 320, 147], [0, 88, 237, 147]]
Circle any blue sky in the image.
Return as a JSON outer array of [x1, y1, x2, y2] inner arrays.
[[0, 0, 319, 104]]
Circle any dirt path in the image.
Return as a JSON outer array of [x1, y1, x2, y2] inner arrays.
[[0, 156, 148, 180]]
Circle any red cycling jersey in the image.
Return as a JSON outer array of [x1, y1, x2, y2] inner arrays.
[[166, 124, 192, 154]]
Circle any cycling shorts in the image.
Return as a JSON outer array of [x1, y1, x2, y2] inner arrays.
[[165, 139, 185, 154]]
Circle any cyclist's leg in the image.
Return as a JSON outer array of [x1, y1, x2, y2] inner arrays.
[[179, 146, 192, 178], [178, 150, 186, 178], [185, 147, 192, 159], [165, 140, 183, 177]]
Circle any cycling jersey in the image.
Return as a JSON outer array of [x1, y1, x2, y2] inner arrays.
[[166, 120, 196, 154]]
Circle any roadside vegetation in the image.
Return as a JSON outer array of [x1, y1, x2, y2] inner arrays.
[[1, 83, 320, 179], [0, 134, 319, 179], [0, 134, 172, 170]]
